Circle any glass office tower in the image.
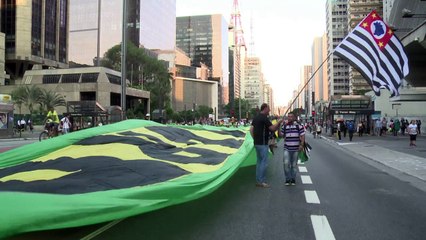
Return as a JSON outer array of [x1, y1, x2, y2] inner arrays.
[[176, 14, 229, 108]]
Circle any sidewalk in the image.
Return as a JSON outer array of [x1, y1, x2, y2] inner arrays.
[[0, 125, 44, 141], [318, 132, 426, 182]]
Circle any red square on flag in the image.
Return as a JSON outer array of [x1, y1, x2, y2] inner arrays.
[[360, 10, 393, 49]]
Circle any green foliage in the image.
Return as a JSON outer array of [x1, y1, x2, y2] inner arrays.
[[224, 98, 251, 119], [101, 42, 172, 113], [39, 89, 66, 113]]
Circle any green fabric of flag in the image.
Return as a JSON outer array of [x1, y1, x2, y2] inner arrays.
[[0, 120, 255, 238]]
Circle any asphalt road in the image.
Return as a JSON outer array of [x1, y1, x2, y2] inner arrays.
[[7, 134, 426, 240]]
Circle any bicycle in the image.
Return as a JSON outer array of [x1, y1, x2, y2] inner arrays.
[[39, 121, 59, 141]]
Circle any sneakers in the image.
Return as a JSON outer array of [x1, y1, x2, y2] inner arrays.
[[255, 182, 270, 188], [285, 179, 296, 186]]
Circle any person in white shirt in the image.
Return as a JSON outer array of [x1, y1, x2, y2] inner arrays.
[[408, 120, 418, 147], [60, 113, 72, 134]]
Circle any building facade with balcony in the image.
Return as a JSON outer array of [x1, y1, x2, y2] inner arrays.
[[1, 0, 69, 83], [326, 0, 350, 96]]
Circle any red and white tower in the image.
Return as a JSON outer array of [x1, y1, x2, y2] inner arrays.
[[229, 0, 247, 119]]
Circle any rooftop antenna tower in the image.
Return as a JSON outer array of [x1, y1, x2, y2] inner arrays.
[[229, 0, 247, 120]]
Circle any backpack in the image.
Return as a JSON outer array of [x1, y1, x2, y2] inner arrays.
[[347, 122, 355, 131]]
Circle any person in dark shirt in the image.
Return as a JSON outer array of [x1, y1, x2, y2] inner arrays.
[[250, 103, 283, 188]]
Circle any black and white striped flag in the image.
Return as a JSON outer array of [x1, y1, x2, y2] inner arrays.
[[334, 10, 409, 97]]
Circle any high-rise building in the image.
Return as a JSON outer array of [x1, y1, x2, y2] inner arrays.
[[1, 0, 69, 82], [176, 15, 229, 109], [311, 34, 330, 104], [263, 83, 273, 114], [140, 0, 176, 50], [348, 0, 383, 94], [243, 57, 264, 109], [326, 0, 350, 97], [69, 0, 175, 66], [69, 0, 134, 66], [0, 32, 9, 85], [300, 65, 312, 114]]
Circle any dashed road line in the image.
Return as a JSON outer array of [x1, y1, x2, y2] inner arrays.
[[304, 190, 320, 204], [311, 215, 336, 240], [299, 166, 308, 172], [301, 175, 313, 184]]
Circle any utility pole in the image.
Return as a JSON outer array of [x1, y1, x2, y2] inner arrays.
[[121, 0, 127, 120]]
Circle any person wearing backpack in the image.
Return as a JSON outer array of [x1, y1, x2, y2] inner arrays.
[[347, 120, 355, 141]]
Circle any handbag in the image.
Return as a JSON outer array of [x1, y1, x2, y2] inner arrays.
[[298, 142, 312, 163]]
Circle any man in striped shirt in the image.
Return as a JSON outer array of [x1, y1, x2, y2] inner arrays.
[[280, 113, 305, 186], [250, 103, 283, 188]]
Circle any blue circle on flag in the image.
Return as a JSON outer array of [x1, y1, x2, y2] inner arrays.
[[371, 20, 386, 39]]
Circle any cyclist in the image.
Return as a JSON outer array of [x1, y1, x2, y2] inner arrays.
[[45, 106, 60, 136]]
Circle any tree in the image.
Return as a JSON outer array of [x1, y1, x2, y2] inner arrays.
[[11, 86, 26, 115], [39, 89, 66, 113], [224, 98, 250, 119], [197, 105, 213, 119], [101, 42, 172, 113], [23, 85, 43, 117]]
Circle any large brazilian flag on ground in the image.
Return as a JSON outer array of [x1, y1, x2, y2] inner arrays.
[[0, 120, 257, 238]]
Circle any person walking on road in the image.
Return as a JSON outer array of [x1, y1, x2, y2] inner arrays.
[[250, 103, 283, 188], [408, 120, 418, 147], [280, 112, 305, 186], [347, 120, 355, 141]]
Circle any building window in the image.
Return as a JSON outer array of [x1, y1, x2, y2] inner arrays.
[[2, 0, 16, 54], [42, 74, 61, 84], [81, 73, 99, 83], [106, 73, 121, 85], [31, 0, 42, 56], [61, 74, 81, 83], [44, 0, 57, 60]]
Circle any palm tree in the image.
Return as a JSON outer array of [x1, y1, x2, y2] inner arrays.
[[39, 89, 66, 113], [10, 86, 26, 115], [23, 85, 43, 117]]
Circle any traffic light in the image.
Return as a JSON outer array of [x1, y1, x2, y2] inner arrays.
[[231, 109, 235, 116], [312, 110, 316, 116]]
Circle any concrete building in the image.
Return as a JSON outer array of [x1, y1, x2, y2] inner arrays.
[[0, 67, 150, 115], [176, 14, 229, 110], [300, 65, 312, 115], [1, 0, 69, 82], [172, 77, 218, 119], [243, 57, 264, 110], [326, 0, 350, 96], [348, 0, 383, 94], [0, 32, 9, 85], [171, 48, 218, 117], [312, 36, 329, 103], [69, 0, 176, 66], [263, 83, 274, 114]]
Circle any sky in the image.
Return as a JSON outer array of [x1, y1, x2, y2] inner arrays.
[[176, 0, 327, 106]]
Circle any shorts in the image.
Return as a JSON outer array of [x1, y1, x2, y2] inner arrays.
[[316, 131, 322, 134], [410, 134, 417, 141]]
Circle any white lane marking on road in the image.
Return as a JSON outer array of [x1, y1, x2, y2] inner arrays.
[[304, 190, 320, 204], [301, 175, 313, 184], [311, 215, 336, 240], [80, 219, 123, 240], [336, 142, 360, 146], [299, 166, 308, 172]]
